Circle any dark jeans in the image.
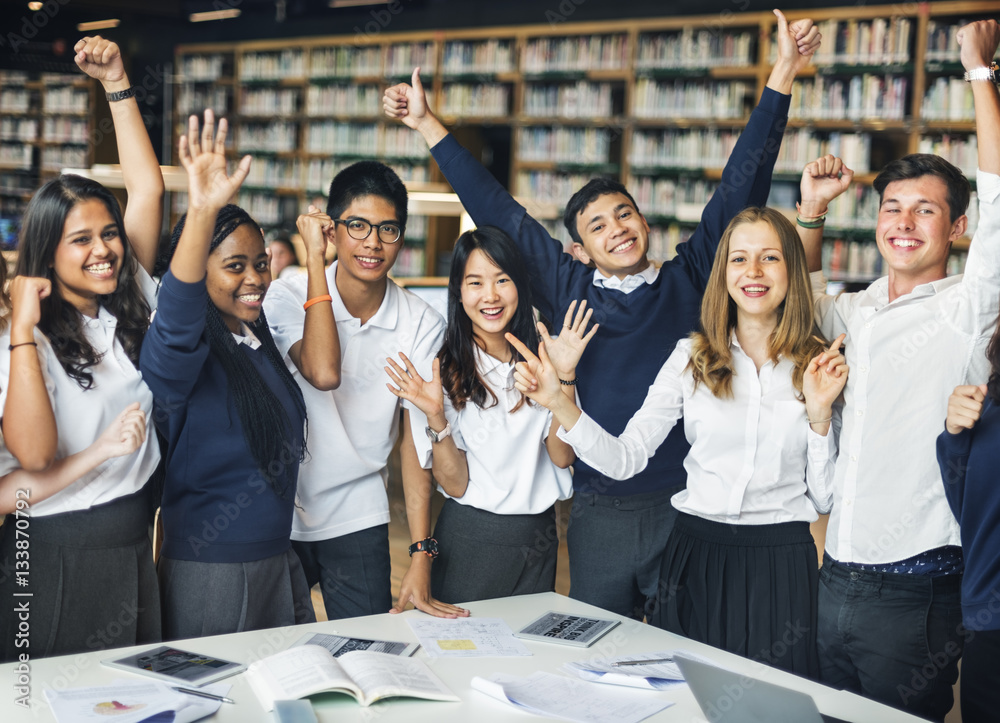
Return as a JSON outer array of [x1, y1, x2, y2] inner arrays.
[[566, 484, 682, 621], [292, 524, 391, 621], [817, 556, 963, 722], [961, 627, 1000, 723]]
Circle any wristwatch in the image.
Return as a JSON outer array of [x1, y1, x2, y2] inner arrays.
[[408, 537, 439, 559], [964, 62, 999, 83], [105, 86, 136, 102], [426, 423, 451, 443]]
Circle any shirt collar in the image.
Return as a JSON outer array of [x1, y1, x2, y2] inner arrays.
[[591, 263, 660, 293], [474, 345, 514, 382], [868, 274, 961, 309], [232, 323, 262, 350], [327, 261, 400, 330]]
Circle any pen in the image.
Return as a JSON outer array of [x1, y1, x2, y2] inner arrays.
[[611, 657, 674, 667], [171, 686, 235, 704]]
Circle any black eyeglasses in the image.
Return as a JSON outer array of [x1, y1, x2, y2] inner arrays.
[[334, 217, 403, 244]]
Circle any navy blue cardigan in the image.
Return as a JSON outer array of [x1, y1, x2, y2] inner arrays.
[[140, 271, 304, 563], [431, 88, 790, 496]]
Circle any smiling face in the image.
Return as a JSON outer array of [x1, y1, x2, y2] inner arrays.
[[573, 192, 651, 279], [51, 198, 124, 317], [875, 175, 966, 290], [725, 221, 789, 326], [332, 195, 403, 287], [206, 223, 270, 334], [460, 248, 519, 359]]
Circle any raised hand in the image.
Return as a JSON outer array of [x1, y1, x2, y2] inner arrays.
[[179, 109, 251, 213], [803, 333, 848, 417], [945, 384, 988, 435], [383, 67, 429, 130], [537, 300, 599, 379], [8, 276, 51, 341], [801, 155, 854, 214], [296, 204, 334, 261], [957, 19, 1000, 71], [73, 35, 126, 86], [95, 402, 147, 459], [385, 353, 445, 419], [507, 332, 564, 409], [775, 9, 821, 75]]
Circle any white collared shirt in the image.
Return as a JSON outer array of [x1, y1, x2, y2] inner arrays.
[[263, 261, 445, 541], [814, 169, 1000, 564], [232, 324, 262, 350], [591, 263, 660, 294], [559, 337, 835, 524], [0, 268, 161, 516], [431, 347, 573, 515]]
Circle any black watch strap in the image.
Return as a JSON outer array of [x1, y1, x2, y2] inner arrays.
[[408, 537, 439, 559], [105, 86, 136, 102]]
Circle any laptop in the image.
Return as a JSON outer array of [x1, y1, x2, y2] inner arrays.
[[673, 653, 852, 723]]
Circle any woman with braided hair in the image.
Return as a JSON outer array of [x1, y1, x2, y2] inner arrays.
[[141, 110, 339, 638]]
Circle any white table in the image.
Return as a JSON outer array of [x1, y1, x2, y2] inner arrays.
[[1, 592, 925, 721]]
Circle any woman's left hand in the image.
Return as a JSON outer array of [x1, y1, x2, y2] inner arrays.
[[74, 35, 126, 86], [803, 333, 848, 413], [385, 354, 445, 420], [538, 300, 599, 379]]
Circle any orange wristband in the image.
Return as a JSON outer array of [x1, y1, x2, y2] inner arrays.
[[303, 294, 332, 311]]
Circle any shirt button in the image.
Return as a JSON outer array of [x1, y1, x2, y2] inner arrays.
[[613, 499, 621, 508], [845, 498, 853, 506], [857, 410, 864, 416], [859, 367, 867, 373], [865, 323, 872, 329], [850, 571, 860, 580], [850, 455, 857, 462]]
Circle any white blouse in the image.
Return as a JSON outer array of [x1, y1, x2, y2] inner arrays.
[[559, 336, 836, 525], [0, 269, 161, 517], [431, 347, 573, 515]]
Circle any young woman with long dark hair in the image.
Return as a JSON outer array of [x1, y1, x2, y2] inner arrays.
[[141, 110, 335, 637], [385, 225, 595, 603], [0, 36, 165, 661], [512, 207, 847, 677]]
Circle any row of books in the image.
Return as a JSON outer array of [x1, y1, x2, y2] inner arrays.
[[522, 35, 628, 73], [921, 78, 974, 122], [809, 17, 912, 66], [244, 157, 301, 190], [41, 117, 89, 144], [632, 79, 751, 120], [926, 20, 966, 63], [774, 130, 871, 174], [304, 84, 381, 118], [237, 122, 298, 153], [822, 238, 884, 281], [442, 39, 515, 75], [238, 191, 282, 225], [177, 85, 230, 117], [304, 122, 429, 159], [515, 127, 612, 164], [240, 87, 298, 116], [787, 75, 908, 121], [514, 170, 596, 205], [179, 54, 226, 82], [0, 118, 37, 142], [0, 71, 29, 84], [523, 82, 612, 119], [0, 144, 31, 169], [392, 246, 427, 277], [42, 87, 90, 114], [629, 128, 740, 170], [635, 29, 756, 69], [240, 50, 306, 81], [918, 134, 977, 178], [647, 224, 690, 264], [440, 83, 511, 117], [825, 185, 880, 230], [40, 145, 87, 172], [304, 158, 429, 194], [1, 89, 31, 113], [629, 175, 717, 218], [309, 46, 381, 79], [384, 42, 435, 78]]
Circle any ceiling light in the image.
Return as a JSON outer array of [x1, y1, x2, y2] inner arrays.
[[329, 1, 389, 7], [189, 8, 242, 22], [77, 19, 121, 31], [28, 2, 42, 10]]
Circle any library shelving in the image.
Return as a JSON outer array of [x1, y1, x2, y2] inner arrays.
[[171, 0, 996, 278]]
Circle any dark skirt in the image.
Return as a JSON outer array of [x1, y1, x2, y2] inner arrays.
[[0, 486, 161, 663], [158, 547, 315, 640], [431, 498, 558, 604], [649, 512, 819, 678]]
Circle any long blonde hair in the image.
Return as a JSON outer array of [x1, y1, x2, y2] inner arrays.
[[687, 207, 825, 399]]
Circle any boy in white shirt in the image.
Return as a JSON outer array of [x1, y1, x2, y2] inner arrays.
[[264, 161, 467, 619]]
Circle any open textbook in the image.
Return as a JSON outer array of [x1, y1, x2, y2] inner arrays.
[[245, 645, 459, 711]]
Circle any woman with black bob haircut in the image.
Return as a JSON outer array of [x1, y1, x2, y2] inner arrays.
[[385, 225, 594, 602], [0, 36, 165, 662], [142, 110, 335, 638]]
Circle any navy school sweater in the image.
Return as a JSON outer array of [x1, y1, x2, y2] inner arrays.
[[937, 398, 1000, 631], [431, 88, 790, 496], [139, 271, 305, 563]]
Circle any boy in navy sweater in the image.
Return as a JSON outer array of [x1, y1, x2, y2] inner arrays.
[[384, 10, 820, 618]]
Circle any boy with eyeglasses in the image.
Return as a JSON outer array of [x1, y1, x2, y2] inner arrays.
[[264, 161, 468, 620]]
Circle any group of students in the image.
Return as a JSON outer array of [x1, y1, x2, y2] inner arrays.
[[0, 11, 998, 723]]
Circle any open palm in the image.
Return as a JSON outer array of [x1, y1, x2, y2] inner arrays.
[[179, 110, 250, 212]]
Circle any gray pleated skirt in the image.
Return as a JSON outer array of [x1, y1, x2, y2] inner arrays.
[[430, 498, 558, 604], [650, 512, 819, 678], [158, 547, 315, 640], [0, 486, 161, 663]]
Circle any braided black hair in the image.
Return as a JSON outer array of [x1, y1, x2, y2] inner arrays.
[[169, 205, 307, 497]]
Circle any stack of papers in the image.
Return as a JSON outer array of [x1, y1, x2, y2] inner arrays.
[[45, 679, 227, 723], [472, 671, 672, 723], [407, 617, 532, 657], [563, 651, 687, 690]]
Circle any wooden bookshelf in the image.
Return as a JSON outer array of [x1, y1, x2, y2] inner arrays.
[[172, 0, 997, 278]]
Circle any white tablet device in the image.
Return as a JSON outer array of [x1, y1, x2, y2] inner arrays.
[[101, 645, 246, 687]]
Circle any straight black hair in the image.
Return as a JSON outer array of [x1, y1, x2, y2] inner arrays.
[[563, 177, 643, 246], [169, 205, 307, 497], [873, 153, 971, 223], [326, 161, 408, 231], [439, 225, 539, 412], [16, 174, 150, 388]]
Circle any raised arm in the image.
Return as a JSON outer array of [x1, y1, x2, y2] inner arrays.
[[937, 384, 987, 519], [284, 206, 340, 391], [961, 21, 1000, 175], [75, 36, 164, 276], [798, 155, 854, 273], [2, 277, 57, 471], [0, 403, 145, 514]]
